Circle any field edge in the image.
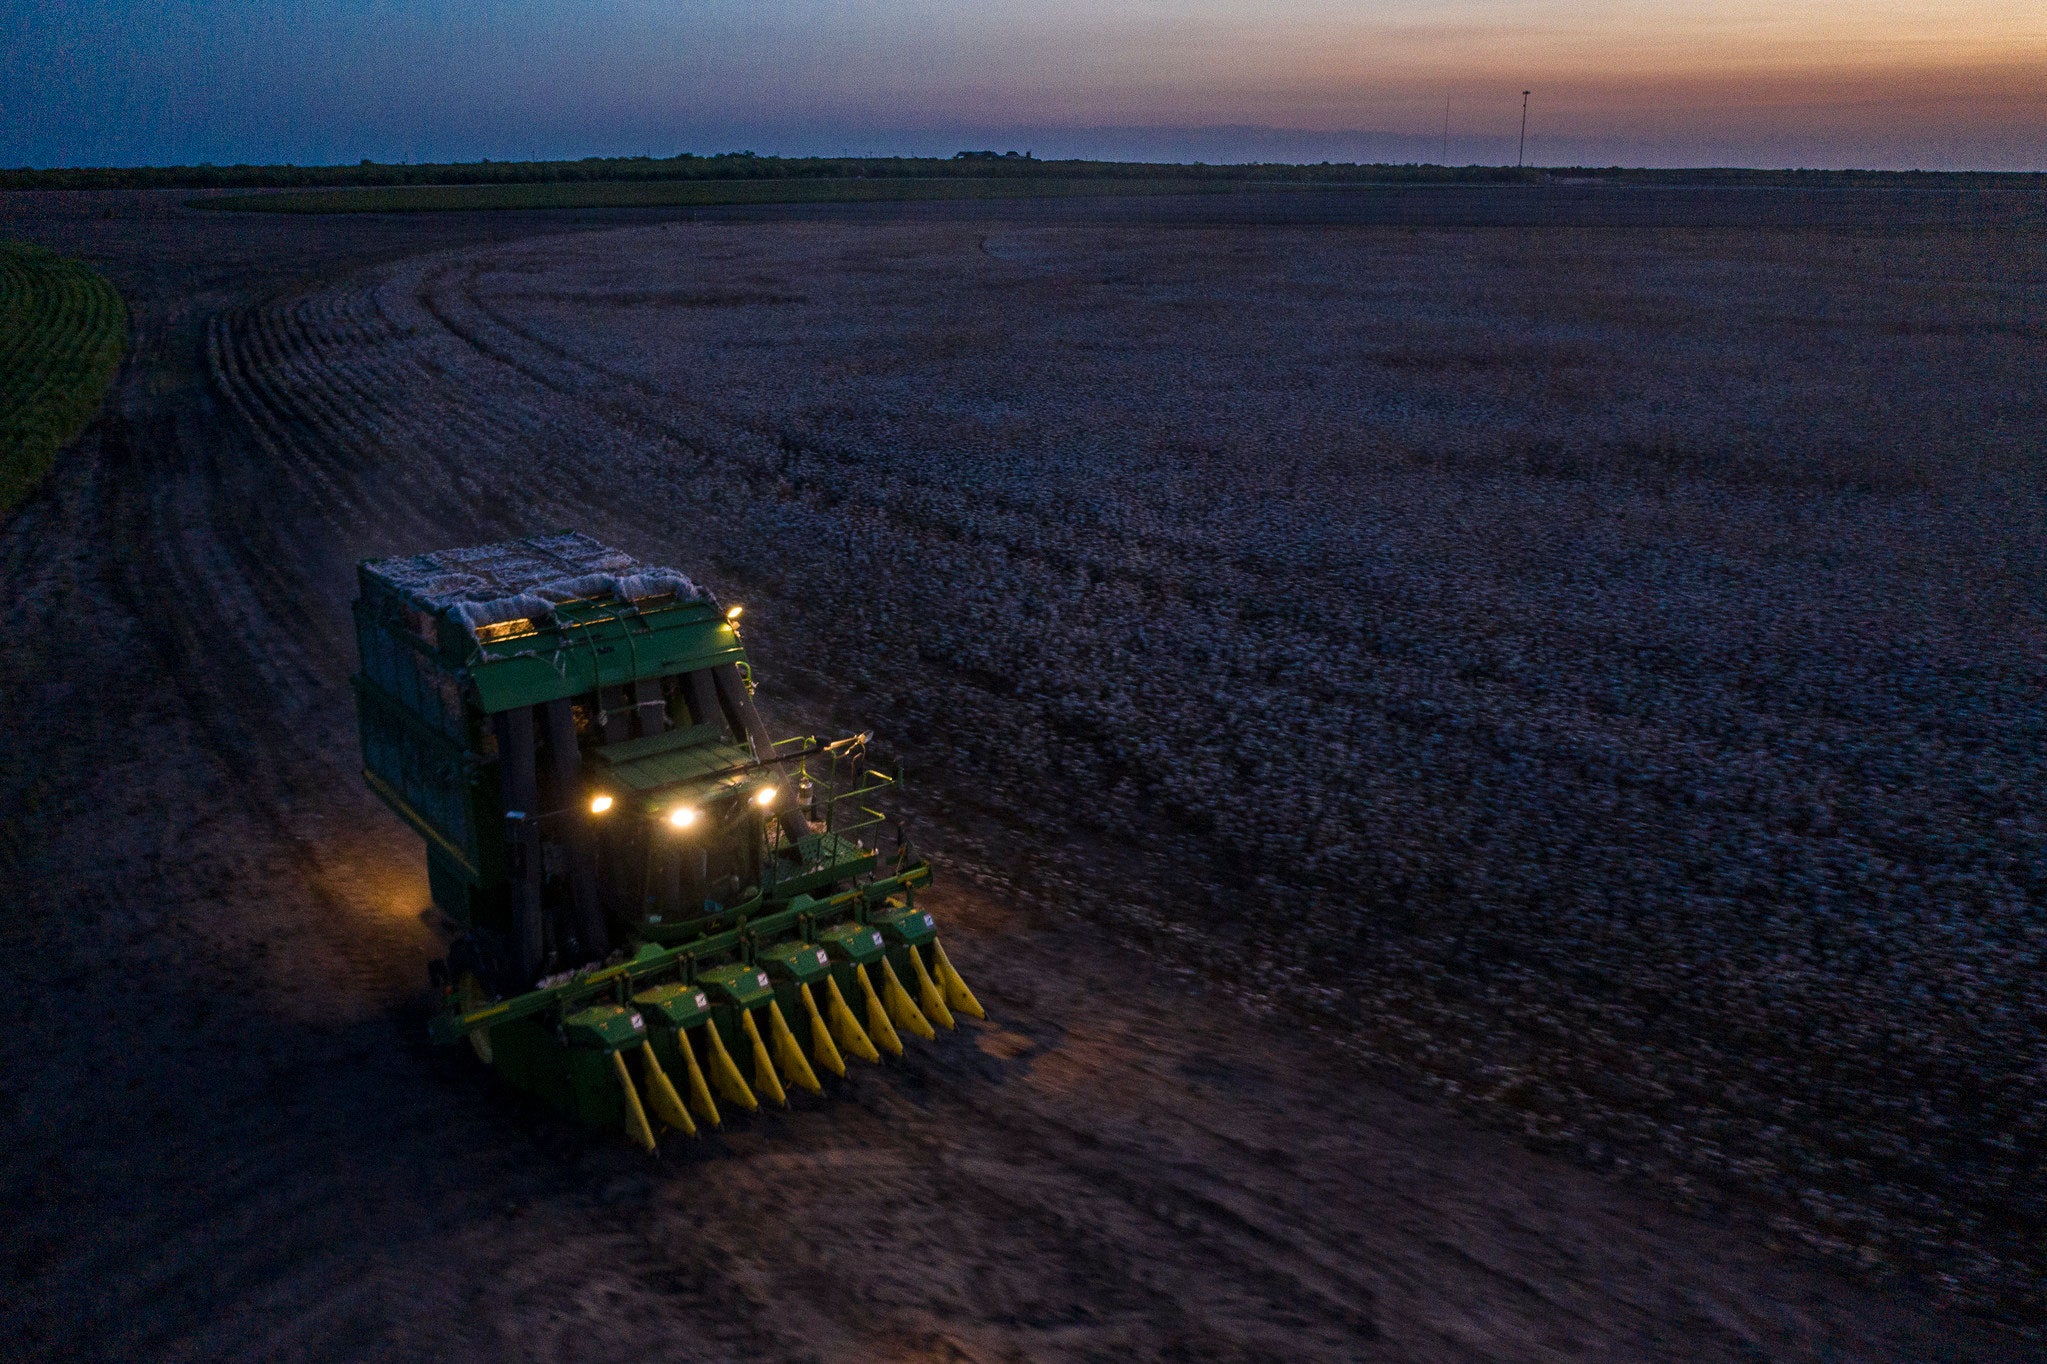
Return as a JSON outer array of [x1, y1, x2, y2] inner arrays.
[[0, 242, 126, 515]]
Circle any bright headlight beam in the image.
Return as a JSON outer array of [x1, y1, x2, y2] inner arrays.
[[754, 786, 777, 808], [589, 793, 614, 815], [667, 805, 699, 829]]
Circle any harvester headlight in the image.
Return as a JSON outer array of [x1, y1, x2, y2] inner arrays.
[[588, 793, 614, 815], [667, 805, 700, 829], [725, 604, 744, 623], [754, 786, 777, 808]]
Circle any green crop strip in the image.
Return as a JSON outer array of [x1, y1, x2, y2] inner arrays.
[[10, 153, 2033, 196], [0, 243, 125, 513], [200, 175, 1257, 214]]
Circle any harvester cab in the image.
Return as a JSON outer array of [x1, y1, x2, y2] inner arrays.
[[353, 532, 981, 1150]]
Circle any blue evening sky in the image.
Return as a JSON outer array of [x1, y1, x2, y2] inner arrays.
[[5, 0, 2042, 168]]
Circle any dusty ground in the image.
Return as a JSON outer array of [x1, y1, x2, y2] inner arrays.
[[1, 185, 2040, 1361]]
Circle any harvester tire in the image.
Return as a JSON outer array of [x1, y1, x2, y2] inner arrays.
[[455, 973, 495, 1065]]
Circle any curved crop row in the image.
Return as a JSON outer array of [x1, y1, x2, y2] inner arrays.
[[0, 242, 126, 512]]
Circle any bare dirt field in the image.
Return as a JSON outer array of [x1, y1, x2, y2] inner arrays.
[[2, 185, 2042, 1361]]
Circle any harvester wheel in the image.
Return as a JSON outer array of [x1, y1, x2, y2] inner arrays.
[[456, 973, 495, 1065]]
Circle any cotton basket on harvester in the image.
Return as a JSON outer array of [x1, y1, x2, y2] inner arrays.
[[355, 532, 982, 1150]]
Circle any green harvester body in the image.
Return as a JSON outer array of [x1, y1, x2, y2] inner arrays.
[[353, 533, 974, 1146]]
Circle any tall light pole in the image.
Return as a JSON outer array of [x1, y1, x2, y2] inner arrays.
[[1517, 90, 1530, 168]]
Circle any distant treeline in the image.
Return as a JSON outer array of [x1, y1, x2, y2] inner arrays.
[[5, 152, 2041, 193]]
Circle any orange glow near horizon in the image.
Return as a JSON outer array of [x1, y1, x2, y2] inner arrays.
[[903, 1, 2047, 128]]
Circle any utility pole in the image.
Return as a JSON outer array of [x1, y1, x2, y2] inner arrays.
[[1442, 97, 1451, 165], [1517, 90, 1530, 168]]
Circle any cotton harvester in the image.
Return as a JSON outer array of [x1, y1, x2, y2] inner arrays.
[[353, 532, 981, 1151]]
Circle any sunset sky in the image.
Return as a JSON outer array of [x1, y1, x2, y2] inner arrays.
[[6, 0, 2043, 169]]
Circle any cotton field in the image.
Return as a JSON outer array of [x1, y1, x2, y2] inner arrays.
[[213, 215, 2046, 1316]]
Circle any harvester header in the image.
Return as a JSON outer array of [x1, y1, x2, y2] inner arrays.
[[354, 532, 980, 1150]]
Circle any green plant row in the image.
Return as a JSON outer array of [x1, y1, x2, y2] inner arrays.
[[8, 154, 1535, 194], [0, 242, 125, 513], [6, 152, 2039, 195], [15, 152, 2046, 195], [198, 174, 1279, 214]]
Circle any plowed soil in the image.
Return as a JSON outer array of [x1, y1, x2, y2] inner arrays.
[[1, 186, 2039, 1362]]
